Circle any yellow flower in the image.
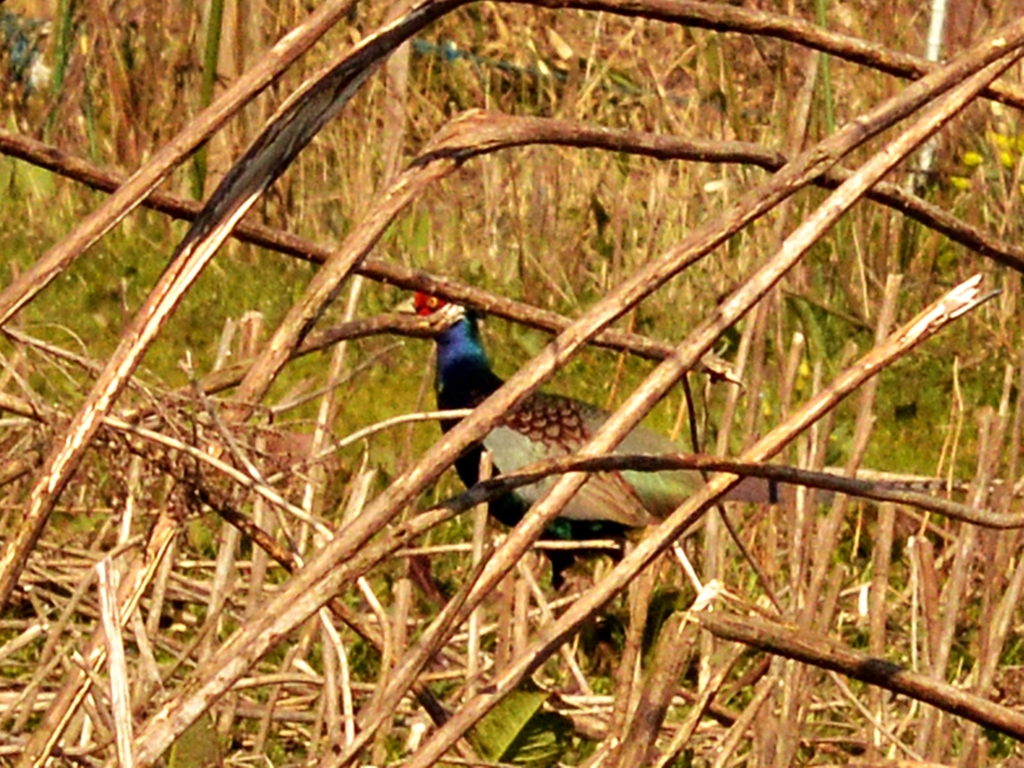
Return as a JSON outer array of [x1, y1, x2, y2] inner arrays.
[[961, 151, 984, 167], [990, 131, 1014, 150]]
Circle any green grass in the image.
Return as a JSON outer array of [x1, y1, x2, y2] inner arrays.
[[3, 0, 1024, 762]]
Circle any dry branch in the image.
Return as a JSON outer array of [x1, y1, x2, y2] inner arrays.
[[3, 1, 1024, 763], [0, 0, 361, 326], [6, 116, 1024, 275], [394, 273, 994, 767], [534, 0, 1024, 110], [696, 608, 1024, 741], [121, 15, 1024, 761], [437, 453, 1024, 529], [386, 25, 1024, 760]]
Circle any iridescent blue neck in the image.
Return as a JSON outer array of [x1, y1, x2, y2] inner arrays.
[[436, 313, 490, 380], [434, 313, 502, 408]]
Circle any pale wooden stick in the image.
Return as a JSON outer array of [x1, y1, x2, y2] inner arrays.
[[97, 559, 134, 768], [467, 453, 492, 699]]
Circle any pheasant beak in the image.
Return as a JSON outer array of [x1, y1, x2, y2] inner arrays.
[[394, 296, 418, 315]]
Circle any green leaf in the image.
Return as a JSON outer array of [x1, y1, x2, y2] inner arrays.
[[470, 686, 572, 767]]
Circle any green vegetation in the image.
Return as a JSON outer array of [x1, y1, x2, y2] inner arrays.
[[2, 0, 1024, 765]]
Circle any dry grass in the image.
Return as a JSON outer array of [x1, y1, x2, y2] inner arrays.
[[3, 0, 1024, 765]]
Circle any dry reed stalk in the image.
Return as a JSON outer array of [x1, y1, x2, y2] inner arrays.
[[127, 611, 162, 722], [292, 278, 363, 754], [950, 365, 1018, 763], [610, 609, 697, 766], [869, 499, 897, 750], [604, 545, 655, 744], [698, 606, 1024, 741], [320, 546, 494, 765], [513, 562, 531, 664], [396, 267, 991, 766], [0, 0, 360, 327], [914, 534, 942, 672], [652, 642, 746, 768], [828, 669, 924, 761], [20, 509, 180, 765], [781, 329, 809, 606], [710, 663, 778, 768], [466, 452, 490, 700], [918, 405, 1002, 758], [702, 291, 763, 688], [1, 535, 100, 736], [132, 20, 1019, 753], [251, 626, 308, 755], [2, 1, 1024, 765], [381, 569, 414, 761], [772, 356, 824, 766], [96, 558, 134, 767], [516, 557, 594, 693], [772, 270, 901, 761]]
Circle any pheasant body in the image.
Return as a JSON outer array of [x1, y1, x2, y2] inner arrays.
[[428, 308, 626, 538], [418, 293, 771, 534]]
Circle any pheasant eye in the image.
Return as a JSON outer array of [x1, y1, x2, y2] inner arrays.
[[415, 295, 449, 316], [413, 292, 435, 315]]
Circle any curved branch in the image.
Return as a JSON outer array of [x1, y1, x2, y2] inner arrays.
[[533, 0, 1024, 109], [437, 452, 1024, 529], [3, 118, 1020, 280], [697, 608, 1024, 740]]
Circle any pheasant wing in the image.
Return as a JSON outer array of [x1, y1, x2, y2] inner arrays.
[[484, 393, 657, 529]]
